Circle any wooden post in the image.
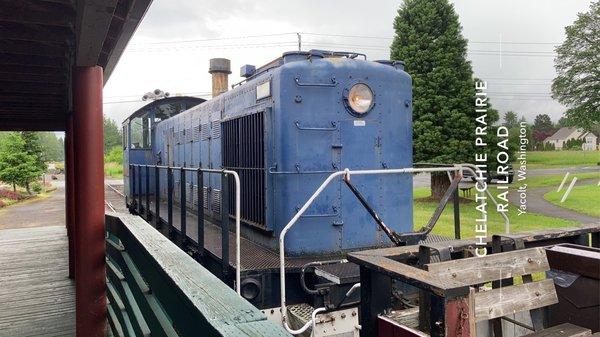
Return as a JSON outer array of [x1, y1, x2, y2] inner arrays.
[[72, 66, 106, 337], [65, 113, 76, 280]]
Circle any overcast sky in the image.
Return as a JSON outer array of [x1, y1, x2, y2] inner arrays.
[[103, 0, 593, 125]]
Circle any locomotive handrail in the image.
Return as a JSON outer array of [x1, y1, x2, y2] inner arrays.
[[128, 164, 242, 295], [278, 164, 510, 334]]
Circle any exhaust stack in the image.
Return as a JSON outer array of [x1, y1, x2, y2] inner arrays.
[[209, 58, 231, 98]]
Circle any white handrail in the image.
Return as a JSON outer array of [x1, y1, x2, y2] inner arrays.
[[278, 164, 509, 331], [223, 169, 242, 295]]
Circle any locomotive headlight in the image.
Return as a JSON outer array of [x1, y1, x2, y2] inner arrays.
[[347, 83, 374, 115]]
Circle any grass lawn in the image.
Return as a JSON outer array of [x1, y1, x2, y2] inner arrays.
[[525, 151, 600, 169], [105, 162, 123, 179], [544, 184, 600, 218], [525, 171, 600, 188], [412, 187, 579, 238]]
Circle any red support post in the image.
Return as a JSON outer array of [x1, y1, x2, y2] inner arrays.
[[65, 113, 76, 280], [72, 66, 106, 337]]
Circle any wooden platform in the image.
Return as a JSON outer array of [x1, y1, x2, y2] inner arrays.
[[0, 226, 75, 336]]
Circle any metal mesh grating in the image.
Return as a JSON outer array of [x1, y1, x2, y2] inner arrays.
[[221, 112, 266, 229], [211, 121, 221, 139], [192, 184, 199, 210], [212, 189, 221, 214], [203, 187, 208, 210], [193, 124, 201, 142], [200, 123, 210, 140], [186, 183, 193, 207], [185, 127, 192, 142]]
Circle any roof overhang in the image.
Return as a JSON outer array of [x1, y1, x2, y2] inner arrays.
[[0, 0, 153, 131]]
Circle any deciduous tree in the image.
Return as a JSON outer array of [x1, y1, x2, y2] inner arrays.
[[552, 1, 599, 130]]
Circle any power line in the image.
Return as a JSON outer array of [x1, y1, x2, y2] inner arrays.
[[131, 32, 297, 46], [302, 32, 560, 45], [128, 42, 298, 52]]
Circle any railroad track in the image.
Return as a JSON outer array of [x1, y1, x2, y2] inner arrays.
[[106, 183, 125, 197], [105, 183, 126, 212], [105, 200, 116, 212]]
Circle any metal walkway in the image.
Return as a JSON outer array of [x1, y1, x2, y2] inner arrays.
[[0, 226, 75, 336]]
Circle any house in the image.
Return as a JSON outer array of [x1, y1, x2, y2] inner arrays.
[[544, 127, 598, 150]]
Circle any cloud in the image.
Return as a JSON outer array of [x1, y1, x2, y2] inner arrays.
[[104, 0, 593, 123]]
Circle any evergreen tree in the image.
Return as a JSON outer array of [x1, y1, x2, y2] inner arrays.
[[503, 111, 519, 129], [20, 132, 46, 192], [390, 0, 497, 198], [38, 132, 64, 162], [104, 117, 122, 154], [0, 133, 44, 193]]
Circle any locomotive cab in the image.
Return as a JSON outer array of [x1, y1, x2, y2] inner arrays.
[[123, 97, 205, 202]]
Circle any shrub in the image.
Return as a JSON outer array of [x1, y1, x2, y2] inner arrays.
[[104, 162, 123, 178], [54, 162, 65, 173], [0, 189, 23, 200], [105, 146, 123, 165], [32, 182, 43, 193], [0, 199, 5, 208]]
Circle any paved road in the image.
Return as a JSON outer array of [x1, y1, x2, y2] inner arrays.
[[0, 185, 65, 230], [0, 177, 128, 230], [413, 165, 599, 188], [507, 181, 599, 224]]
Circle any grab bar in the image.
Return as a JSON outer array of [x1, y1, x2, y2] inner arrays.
[[294, 120, 337, 131], [294, 76, 337, 87]]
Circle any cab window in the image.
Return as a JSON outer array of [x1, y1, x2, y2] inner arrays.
[[130, 112, 152, 149]]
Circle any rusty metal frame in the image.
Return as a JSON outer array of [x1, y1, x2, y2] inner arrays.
[[348, 224, 600, 337]]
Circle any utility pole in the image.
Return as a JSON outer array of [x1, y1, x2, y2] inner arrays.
[[297, 32, 301, 51]]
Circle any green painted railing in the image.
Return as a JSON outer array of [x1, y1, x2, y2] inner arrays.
[[105, 213, 290, 337]]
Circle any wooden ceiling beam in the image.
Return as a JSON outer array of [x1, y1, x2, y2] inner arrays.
[[2, 100, 64, 108], [0, 52, 66, 68], [0, 0, 75, 28], [0, 22, 72, 44], [75, 0, 118, 66], [0, 82, 66, 95], [103, 0, 151, 82], [0, 72, 67, 84], [0, 118, 66, 131], [0, 40, 67, 57], [0, 64, 65, 75]]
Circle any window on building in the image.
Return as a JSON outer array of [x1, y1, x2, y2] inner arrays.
[[130, 112, 152, 149]]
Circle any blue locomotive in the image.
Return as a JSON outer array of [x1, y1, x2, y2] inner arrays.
[[123, 50, 413, 308], [125, 50, 412, 254]]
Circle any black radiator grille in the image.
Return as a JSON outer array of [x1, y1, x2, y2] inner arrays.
[[222, 112, 266, 229]]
